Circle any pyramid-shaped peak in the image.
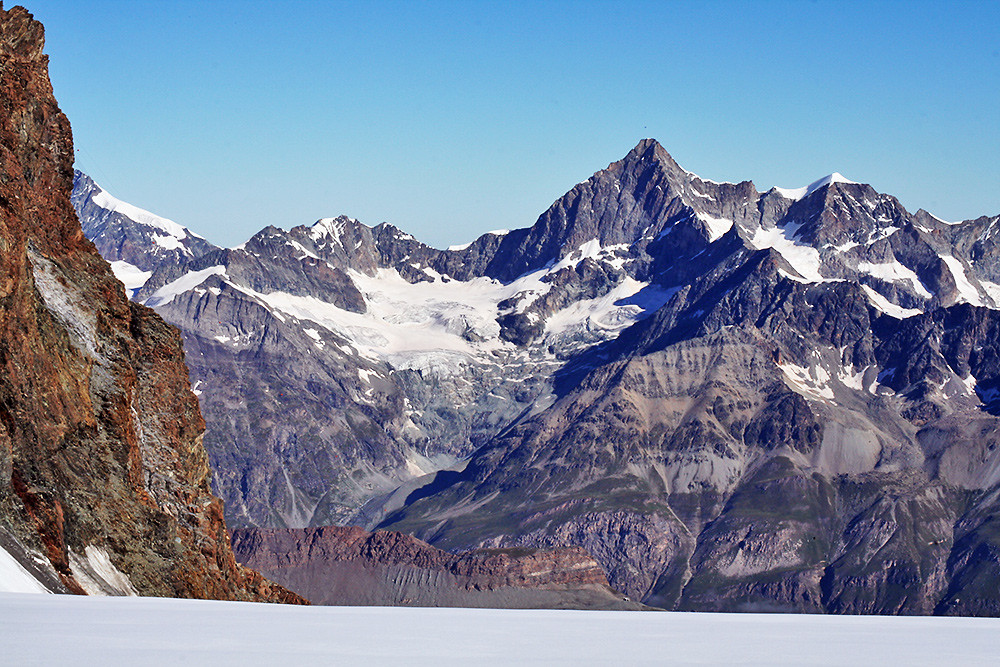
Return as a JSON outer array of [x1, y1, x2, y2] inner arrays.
[[631, 137, 666, 154], [619, 139, 744, 189], [625, 138, 678, 165], [611, 138, 693, 185]]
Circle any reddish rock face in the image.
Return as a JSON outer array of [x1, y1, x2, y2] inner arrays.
[[231, 526, 641, 609], [235, 525, 612, 589], [0, 3, 302, 603]]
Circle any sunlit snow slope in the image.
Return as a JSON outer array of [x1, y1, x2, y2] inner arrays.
[[2, 592, 999, 666]]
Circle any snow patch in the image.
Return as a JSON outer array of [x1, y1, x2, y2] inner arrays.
[[144, 266, 228, 307], [838, 367, 866, 391], [778, 362, 835, 401], [831, 241, 860, 253], [940, 255, 984, 306], [927, 211, 959, 225], [303, 327, 325, 349], [109, 260, 152, 293], [309, 217, 356, 242], [545, 278, 677, 336], [748, 221, 824, 282], [152, 234, 183, 251], [860, 285, 923, 319], [857, 261, 933, 299], [696, 212, 734, 242], [91, 187, 198, 240], [773, 172, 858, 201], [0, 545, 50, 594]]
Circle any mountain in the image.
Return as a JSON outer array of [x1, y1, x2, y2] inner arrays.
[[0, 3, 300, 603], [71, 171, 219, 296], [77, 132, 1000, 611], [77, 164, 683, 531], [231, 525, 644, 610]]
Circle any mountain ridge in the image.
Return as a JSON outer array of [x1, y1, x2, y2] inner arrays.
[[76, 135, 1000, 614]]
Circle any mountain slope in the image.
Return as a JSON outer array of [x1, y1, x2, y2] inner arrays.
[[0, 3, 300, 602], [77, 125, 1000, 613], [71, 171, 219, 296]]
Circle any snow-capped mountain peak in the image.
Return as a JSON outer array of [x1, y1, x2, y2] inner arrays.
[[72, 171, 220, 295], [73, 142, 1000, 614], [773, 172, 859, 201]]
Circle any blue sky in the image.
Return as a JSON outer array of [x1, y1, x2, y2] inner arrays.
[[22, 0, 1000, 249]]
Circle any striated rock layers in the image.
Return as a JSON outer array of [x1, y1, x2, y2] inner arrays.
[[0, 3, 301, 602], [231, 525, 643, 610]]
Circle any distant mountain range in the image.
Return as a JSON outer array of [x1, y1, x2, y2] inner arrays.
[[76, 137, 1000, 614]]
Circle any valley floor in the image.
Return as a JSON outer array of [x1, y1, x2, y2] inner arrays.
[[1, 593, 998, 665]]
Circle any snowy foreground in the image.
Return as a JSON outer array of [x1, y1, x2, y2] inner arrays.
[[2, 593, 999, 665]]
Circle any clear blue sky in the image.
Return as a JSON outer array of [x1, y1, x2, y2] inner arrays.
[[20, 0, 1000, 249]]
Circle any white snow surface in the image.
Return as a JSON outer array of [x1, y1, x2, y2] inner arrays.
[[747, 221, 824, 282], [940, 254, 985, 306], [109, 260, 153, 292], [0, 547, 50, 595], [773, 172, 858, 201], [221, 239, 659, 366], [860, 285, 923, 319], [857, 260, 933, 299], [778, 361, 834, 401], [152, 234, 183, 251], [448, 229, 510, 251], [1, 593, 998, 666], [91, 187, 199, 241], [144, 266, 227, 307], [545, 278, 678, 337], [309, 217, 359, 242], [696, 212, 734, 242]]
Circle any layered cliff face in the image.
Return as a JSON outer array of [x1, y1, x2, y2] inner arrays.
[[0, 3, 301, 602], [231, 526, 642, 610]]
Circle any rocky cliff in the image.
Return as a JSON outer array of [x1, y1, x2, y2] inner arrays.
[[231, 525, 642, 610], [0, 3, 302, 602]]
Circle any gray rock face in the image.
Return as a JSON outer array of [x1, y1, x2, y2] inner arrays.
[[77, 140, 1000, 614]]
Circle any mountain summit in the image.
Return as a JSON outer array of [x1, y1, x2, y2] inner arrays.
[[76, 133, 1000, 613]]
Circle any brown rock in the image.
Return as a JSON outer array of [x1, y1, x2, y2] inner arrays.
[[0, 3, 303, 603], [232, 526, 642, 609]]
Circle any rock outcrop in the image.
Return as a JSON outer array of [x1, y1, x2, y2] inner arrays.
[[0, 3, 302, 602], [231, 525, 642, 609]]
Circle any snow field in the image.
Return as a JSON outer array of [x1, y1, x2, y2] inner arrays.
[[0, 550, 49, 595], [2, 592, 999, 666]]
